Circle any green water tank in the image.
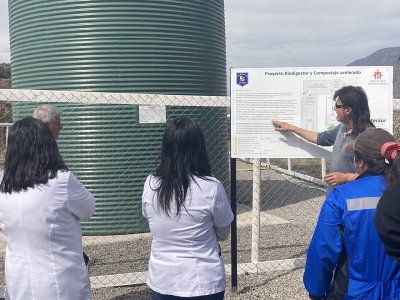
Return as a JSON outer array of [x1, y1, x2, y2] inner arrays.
[[8, 0, 226, 94], [9, 0, 228, 235]]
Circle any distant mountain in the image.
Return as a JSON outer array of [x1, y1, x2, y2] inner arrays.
[[348, 47, 400, 66], [347, 47, 400, 98]]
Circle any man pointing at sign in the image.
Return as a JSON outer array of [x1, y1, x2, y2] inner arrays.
[[272, 85, 374, 194]]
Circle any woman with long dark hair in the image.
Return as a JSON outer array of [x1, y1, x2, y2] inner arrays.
[[0, 117, 95, 300], [142, 116, 233, 300], [374, 142, 400, 262], [332, 86, 375, 139], [272, 85, 375, 194]]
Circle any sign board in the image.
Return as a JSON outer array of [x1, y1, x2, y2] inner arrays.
[[139, 105, 167, 123], [230, 67, 393, 158]]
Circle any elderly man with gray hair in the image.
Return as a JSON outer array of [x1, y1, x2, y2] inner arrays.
[[33, 104, 63, 139], [32, 105, 89, 266]]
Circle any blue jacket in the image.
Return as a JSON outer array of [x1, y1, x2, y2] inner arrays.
[[303, 175, 400, 300]]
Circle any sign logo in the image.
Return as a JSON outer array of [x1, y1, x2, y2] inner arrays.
[[373, 70, 383, 79], [236, 73, 248, 86], [368, 69, 388, 86]]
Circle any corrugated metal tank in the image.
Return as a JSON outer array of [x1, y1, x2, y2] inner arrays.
[[9, 0, 228, 235], [8, 0, 226, 94]]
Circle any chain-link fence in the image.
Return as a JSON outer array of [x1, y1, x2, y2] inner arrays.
[[230, 60, 400, 297], [0, 85, 400, 298], [0, 89, 231, 294], [234, 156, 325, 273]]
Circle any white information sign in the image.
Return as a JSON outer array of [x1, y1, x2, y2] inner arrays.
[[139, 105, 167, 123], [231, 67, 393, 158]]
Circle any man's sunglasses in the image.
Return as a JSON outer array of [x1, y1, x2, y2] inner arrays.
[[335, 103, 346, 109]]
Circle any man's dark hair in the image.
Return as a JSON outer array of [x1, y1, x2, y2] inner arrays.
[[0, 117, 68, 194], [334, 86, 375, 138], [152, 116, 212, 217]]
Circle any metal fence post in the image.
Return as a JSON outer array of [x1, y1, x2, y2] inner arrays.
[[252, 158, 261, 264], [230, 157, 238, 294], [321, 158, 326, 178]]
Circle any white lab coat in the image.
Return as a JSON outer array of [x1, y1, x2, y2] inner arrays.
[[142, 175, 234, 297], [0, 171, 95, 300]]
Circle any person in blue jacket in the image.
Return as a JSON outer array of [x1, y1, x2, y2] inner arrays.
[[303, 128, 400, 300]]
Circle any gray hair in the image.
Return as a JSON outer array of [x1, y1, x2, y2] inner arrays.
[[33, 105, 62, 124]]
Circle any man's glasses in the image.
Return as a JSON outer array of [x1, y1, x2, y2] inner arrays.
[[335, 103, 345, 109]]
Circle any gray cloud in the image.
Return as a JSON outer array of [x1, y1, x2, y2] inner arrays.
[[225, 0, 400, 68]]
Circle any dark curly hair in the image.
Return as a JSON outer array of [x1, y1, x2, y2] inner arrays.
[[334, 86, 375, 138]]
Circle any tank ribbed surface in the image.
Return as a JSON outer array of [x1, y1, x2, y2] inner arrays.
[[9, 0, 226, 95], [13, 102, 229, 235], [9, 0, 228, 235]]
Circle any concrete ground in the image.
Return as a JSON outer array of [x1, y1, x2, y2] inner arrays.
[[0, 160, 325, 299]]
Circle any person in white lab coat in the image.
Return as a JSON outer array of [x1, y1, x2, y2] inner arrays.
[[0, 117, 96, 300], [142, 116, 234, 300], [33, 104, 90, 266], [33, 104, 63, 139]]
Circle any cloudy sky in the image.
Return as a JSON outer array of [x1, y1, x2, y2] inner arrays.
[[1, 0, 400, 68]]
